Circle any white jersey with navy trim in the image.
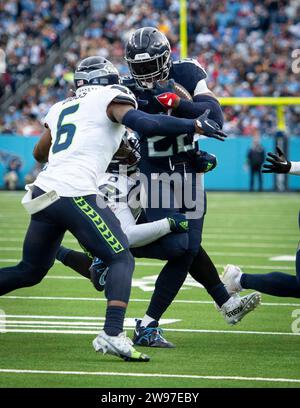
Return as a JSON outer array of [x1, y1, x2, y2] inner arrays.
[[97, 172, 171, 248], [34, 85, 137, 197], [98, 173, 141, 220]]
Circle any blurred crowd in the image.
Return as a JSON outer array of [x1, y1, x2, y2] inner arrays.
[[1, 0, 300, 137]]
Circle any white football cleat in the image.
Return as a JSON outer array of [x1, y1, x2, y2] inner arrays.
[[221, 264, 243, 295], [220, 292, 261, 325], [93, 330, 150, 362]]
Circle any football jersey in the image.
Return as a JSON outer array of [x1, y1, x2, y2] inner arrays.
[[34, 85, 137, 196], [122, 59, 207, 165], [98, 172, 141, 220]]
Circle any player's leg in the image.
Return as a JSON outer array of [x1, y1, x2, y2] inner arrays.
[[56, 246, 92, 279], [223, 243, 300, 298], [59, 194, 149, 361], [189, 246, 231, 307], [183, 176, 260, 324], [223, 263, 300, 298], [131, 230, 188, 259], [0, 189, 65, 295], [224, 223, 300, 300], [133, 165, 199, 347], [222, 214, 300, 299]]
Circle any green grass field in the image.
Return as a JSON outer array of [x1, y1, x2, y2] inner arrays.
[[0, 191, 299, 388]]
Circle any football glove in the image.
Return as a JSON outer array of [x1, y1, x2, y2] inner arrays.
[[194, 150, 217, 173], [195, 109, 228, 141], [167, 213, 189, 233], [155, 92, 179, 110], [262, 146, 291, 174]]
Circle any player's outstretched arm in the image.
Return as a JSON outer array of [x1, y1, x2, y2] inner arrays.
[[33, 125, 52, 163], [262, 146, 300, 175], [107, 103, 227, 141]]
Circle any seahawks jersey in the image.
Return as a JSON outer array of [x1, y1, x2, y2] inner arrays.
[[122, 58, 207, 165], [98, 173, 141, 220], [35, 85, 137, 196]]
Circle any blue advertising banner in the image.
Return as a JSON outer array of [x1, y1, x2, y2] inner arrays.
[[0, 135, 39, 189], [0, 134, 299, 191]]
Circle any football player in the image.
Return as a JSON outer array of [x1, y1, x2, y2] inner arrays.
[[122, 27, 261, 348], [222, 147, 300, 298], [0, 56, 223, 361], [57, 136, 191, 286]]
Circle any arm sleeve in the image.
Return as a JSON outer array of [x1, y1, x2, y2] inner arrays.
[[289, 161, 300, 175], [122, 109, 196, 138], [175, 94, 224, 127], [116, 204, 171, 247], [126, 218, 171, 248]]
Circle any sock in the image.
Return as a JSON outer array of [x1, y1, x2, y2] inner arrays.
[[189, 246, 230, 306], [141, 314, 156, 327], [56, 246, 72, 263], [57, 247, 92, 279], [146, 255, 192, 321], [207, 282, 231, 308], [104, 306, 126, 336]]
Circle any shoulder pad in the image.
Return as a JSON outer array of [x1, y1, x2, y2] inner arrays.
[[108, 84, 137, 109], [173, 58, 207, 77]]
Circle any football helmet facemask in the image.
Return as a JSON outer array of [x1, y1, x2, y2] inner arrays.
[[107, 134, 140, 175], [125, 27, 171, 89]]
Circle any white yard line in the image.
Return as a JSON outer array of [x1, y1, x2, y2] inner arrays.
[[1, 327, 299, 337], [0, 368, 299, 384], [0, 260, 295, 270], [1, 243, 297, 250], [2, 296, 300, 307], [0, 248, 296, 258]]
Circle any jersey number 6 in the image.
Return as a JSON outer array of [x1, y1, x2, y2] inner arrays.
[[52, 104, 79, 154]]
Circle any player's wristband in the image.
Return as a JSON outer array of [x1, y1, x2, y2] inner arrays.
[[289, 161, 300, 175]]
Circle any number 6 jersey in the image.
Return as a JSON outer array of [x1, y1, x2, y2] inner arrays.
[[34, 85, 137, 196]]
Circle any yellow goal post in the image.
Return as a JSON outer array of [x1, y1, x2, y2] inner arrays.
[[179, 2, 300, 131], [219, 97, 300, 131]]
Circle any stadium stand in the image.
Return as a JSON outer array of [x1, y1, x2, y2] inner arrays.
[[1, 0, 300, 136]]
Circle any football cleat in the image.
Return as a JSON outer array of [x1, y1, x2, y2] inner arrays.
[[133, 319, 175, 348], [93, 330, 150, 362], [220, 292, 261, 325], [167, 213, 189, 233], [221, 264, 243, 296], [89, 257, 108, 292]]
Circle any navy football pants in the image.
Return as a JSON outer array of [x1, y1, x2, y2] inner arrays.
[[241, 212, 300, 298], [133, 160, 206, 319], [0, 187, 134, 303]]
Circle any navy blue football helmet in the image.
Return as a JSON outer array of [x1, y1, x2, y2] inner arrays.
[[74, 56, 120, 89], [125, 27, 171, 88]]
